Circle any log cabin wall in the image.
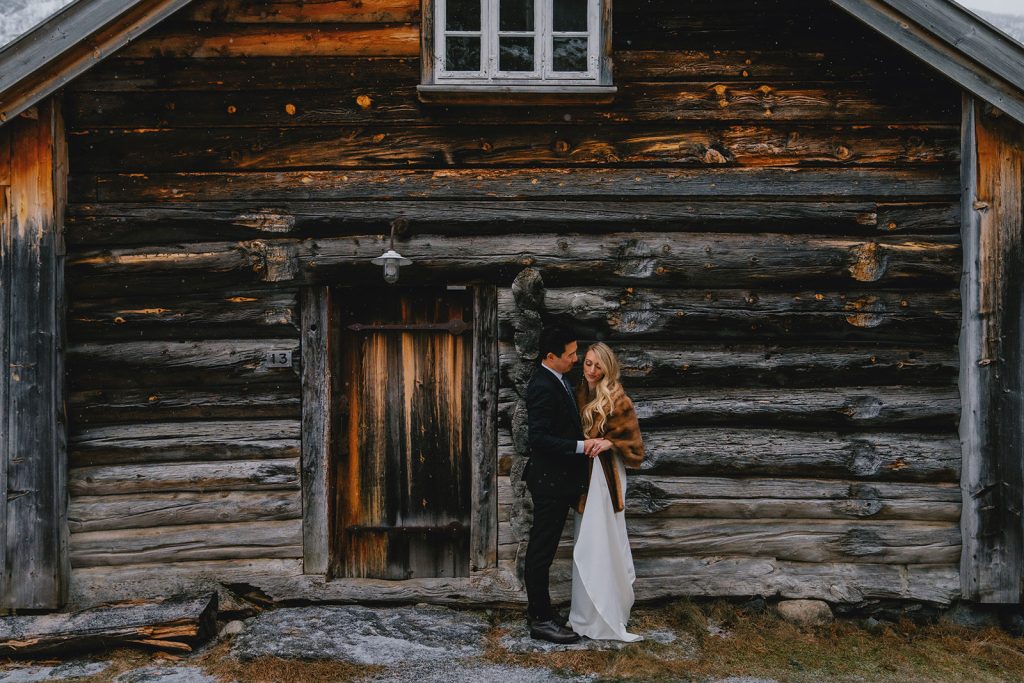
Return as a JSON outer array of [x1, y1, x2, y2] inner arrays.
[[62, 0, 963, 604]]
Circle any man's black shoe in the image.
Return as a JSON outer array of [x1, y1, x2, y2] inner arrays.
[[529, 619, 580, 644], [552, 611, 569, 628]]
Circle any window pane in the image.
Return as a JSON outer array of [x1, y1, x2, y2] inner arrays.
[[499, 36, 534, 71], [500, 0, 533, 31], [552, 37, 587, 71], [446, 0, 480, 31], [446, 36, 481, 71], [553, 0, 587, 32]]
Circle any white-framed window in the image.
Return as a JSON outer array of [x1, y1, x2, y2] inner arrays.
[[420, 0, 614, 97]]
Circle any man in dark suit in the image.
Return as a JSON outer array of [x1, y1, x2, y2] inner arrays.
[[523, 327, 600, 643]]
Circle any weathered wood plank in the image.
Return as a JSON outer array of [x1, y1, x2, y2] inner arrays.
[[504, 342, 957, 388], [77, 168, 961, 204], [959, 101, 1024, 602], [530, 287, 960, 343], [64, 82, 959, 127], [70, 386, 300, 424], [625, 477, 961, 521], [0, 124, 9, 185], [70, 420, 300, 467], [70, 520, 303, 566], [626, 386, 958, 429], [1, 98, 67, 609], [121, 24, 420, 58], [553, 518, 960, 564], [68, 290, 298, 340], [67, 340, 300, 389], [0, 594, 217, 656], [639, 428, 960, 482], [67, 233, 961, 295], [67, 124, 960, 173], [65, 558, 961, 607], [68, 459, 301, 495], [67, 50, 917, 93], [64, 200, 960, 246], [186, 0, 420, 23], [471, 286, 499, 571], [69, 491, 301, 532], [300, 286, 331, 575]]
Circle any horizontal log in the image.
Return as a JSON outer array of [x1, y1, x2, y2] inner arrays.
[[65, 50, 924, 94], [624, 476, 961, 521], [68, 124, 960, 173], [65, 81, 958, 127], [70, 57, 421, 92], [185, 0, 420, 23], [623, 518, 960, 564], [68, 233, 961, 296], [68, 459, 301, 495], [499, 341, 959, 388], [66, 558, 961, 608], [627, 386, 959, 428], [0, 594, 217, 656], [120, 24, 421, 58], [515, 287, 960, 343], [70, 420, 300, 467], [67, 340, 300, 389], [64, 200, 960, 246], [75, 168, 960, 204], [68, 290, 298, 340], [70, 520, 303, 567], [497, 515, 959, 564], [69, 491, 301, 532], [70, 386, 300, 424], [639, 428, 960, 481]]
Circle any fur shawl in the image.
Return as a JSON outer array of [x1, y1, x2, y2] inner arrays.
[[574, 382, 644, 514]]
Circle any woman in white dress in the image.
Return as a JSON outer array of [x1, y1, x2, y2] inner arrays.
[[569, 343, 645, 642]]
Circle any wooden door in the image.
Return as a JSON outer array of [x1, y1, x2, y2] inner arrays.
[[332, 288, 472, 579]]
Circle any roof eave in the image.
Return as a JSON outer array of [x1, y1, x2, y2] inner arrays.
[[0, 0, 195, 125], [830, 0, 1024, 126]]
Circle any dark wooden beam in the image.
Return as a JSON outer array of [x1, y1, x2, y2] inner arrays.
[[959, 96, 1024, 603], [300, 287, 332, 575], [471, 286, 498, 571], [1, 98, 67, 609]]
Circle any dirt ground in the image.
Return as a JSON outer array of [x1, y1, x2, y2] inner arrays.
[[3, 599, 1024, 682]]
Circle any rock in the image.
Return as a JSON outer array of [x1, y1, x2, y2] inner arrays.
[[776, 600, 833, 626], [863, 617, 886, 635], [219, 620, 245, 638], [0, 661, 109, 682], [231, 605, 489, 664], [942, 602, 1000, 630], [114, 666, 217, 683]]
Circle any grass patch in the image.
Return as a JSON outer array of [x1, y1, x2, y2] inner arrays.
[[194, 640, 384, 683], [481, 601, 1024, 683]]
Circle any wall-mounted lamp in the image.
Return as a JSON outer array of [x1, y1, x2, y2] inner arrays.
[[371, 220, 412, 284]]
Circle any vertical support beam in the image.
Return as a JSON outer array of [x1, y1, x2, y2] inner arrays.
[[301, 286, 332, 574], [960, 95, 1024, 603], [1, 97, 67, 609], [471, 286, 498, 571], [0, 124, 10, 606]]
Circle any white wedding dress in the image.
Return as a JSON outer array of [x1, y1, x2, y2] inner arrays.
[[568, 453, 643, 642]]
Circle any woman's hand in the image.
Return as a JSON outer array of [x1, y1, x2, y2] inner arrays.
[[584, 438, 613, 458]]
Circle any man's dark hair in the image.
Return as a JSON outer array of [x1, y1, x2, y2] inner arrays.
[[538, 326, 576, 361]]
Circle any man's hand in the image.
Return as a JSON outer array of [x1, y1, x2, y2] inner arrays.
[[583, 438, 613, 458]]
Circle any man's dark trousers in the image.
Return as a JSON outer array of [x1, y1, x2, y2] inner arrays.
[[523, 365, 588, 622]]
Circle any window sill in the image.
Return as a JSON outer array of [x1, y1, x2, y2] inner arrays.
[[416, 84, 617, 106]]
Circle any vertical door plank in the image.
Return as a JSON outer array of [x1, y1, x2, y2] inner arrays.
[[301, 286, 331, 574], [2, 98, 67, 608], [960, 96, 1024, 603], [471, 286, 498, 571]]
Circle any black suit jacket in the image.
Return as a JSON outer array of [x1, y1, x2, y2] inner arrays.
[[524, 365, 588, 499]]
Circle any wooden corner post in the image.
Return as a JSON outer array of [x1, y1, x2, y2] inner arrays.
[[960, 95, 1024, 603], [301, 286, 333, 575], [0, 97, 68, 609]]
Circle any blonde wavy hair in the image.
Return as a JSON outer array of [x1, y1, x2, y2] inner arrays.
[[580, 342, 622, 437]]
